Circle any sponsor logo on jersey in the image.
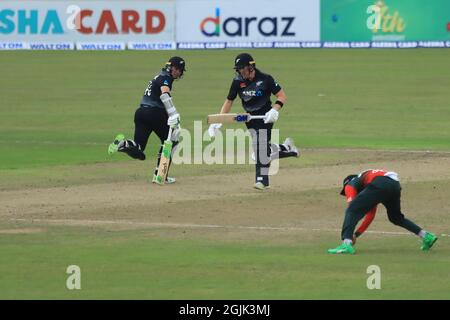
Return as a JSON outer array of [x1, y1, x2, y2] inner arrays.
[[242, 90, 263, 97]]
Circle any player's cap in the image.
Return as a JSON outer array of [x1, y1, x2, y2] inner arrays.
[[234, 53, 255, 70], [340, 174, 358, 195], [166, 56, 186, 72]]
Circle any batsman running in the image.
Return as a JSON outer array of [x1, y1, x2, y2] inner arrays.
[[328, 169, 438, 254], [208, 53, 299, 190], [108, 56, 186, 184]]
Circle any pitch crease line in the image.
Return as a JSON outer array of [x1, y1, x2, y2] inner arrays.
[[9, 218, 449, 237]]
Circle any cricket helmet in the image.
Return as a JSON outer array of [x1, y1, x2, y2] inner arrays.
[[234, 53, 256, 70], [165, 56, 186, 75], [340, 174, 358, 196]]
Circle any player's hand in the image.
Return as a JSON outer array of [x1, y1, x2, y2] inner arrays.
[[208, 123, 222, 137], [171, 125, 181, 142], [167, 113, 180, 128], [352, 235, 357, 245], [264, 108, 279, 124]]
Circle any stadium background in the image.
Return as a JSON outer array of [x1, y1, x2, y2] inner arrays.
[[0, 0, 449, 300]]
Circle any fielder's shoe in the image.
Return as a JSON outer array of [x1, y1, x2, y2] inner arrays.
[[283, 137, 300, 157], [421, 232, 438, 251], [254, 182, 270, 190], [108, 133, 125, 155], [152, 174, 176, 185], [327, 243, 356, 254]]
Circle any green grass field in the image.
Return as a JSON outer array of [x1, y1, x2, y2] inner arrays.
[[0, 49, 449, 299]]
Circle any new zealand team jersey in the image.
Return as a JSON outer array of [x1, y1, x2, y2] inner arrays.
[[140, 70, 174, 109], [227, 69, 282, 113]]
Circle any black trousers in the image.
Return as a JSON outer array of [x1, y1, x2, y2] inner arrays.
[[134, 106, 169, 150], [246, 119, 273, 186], [341, 176, 422, 240], [133, 106, 176, 176]]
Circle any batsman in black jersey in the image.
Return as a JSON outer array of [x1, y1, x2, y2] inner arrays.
[[208, 53, 299, 190], [108, 56, 186, 184]]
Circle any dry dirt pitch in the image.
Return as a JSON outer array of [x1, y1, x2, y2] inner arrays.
[[2, 149, 450, 241], [1, 148, 450, 299]]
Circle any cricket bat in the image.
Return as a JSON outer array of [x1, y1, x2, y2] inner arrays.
[[155, 127, 173, 185], [207, 113, 265, 124]]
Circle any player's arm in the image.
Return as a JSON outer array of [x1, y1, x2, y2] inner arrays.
[[208, 100, 232, 137], [272, 89, 286, 111], [355, 207, 377, 238], [160, 84, 180, 128], [344, 184, 358, 203], [220, 79, 239, 113], [264, 76, 284, 123], [219, 99, 234, 114], [161, 85, 170, 94], [270, 76, 285, 111], [208, 81, 237, 137]]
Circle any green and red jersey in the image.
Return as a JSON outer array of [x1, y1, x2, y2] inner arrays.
[[343, 169, 399, 236]]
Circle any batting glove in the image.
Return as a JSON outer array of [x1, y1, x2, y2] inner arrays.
[[264, 108, 279, 124], [208, 123, 222, 137], [167, 113, 180, 128]]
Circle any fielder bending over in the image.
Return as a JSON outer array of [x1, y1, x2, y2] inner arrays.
[[328, 169, 438, 254]]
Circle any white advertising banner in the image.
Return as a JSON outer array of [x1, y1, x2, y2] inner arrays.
[[175, 0, 320, 43], [0, 0, 175, 42]]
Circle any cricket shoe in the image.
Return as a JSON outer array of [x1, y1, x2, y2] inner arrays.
[[254, 182, 270, 190], [283, 137, 300, 157], [327, 243, 356, 254], [421, 232, 438, 251], [108, 133, 125, 155], [152, 174, 176, 185]]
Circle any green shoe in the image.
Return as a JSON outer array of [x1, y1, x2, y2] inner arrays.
[[421, 232, 438, 251], [152, 174, 176, 185], [327, 243, 355, 254], [108, 134, 125, 155]]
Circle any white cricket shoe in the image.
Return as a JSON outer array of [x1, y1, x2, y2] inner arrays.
[[152, 174, 176, 185], [254, 182, 270, 190], [283, 137, 300, 157]]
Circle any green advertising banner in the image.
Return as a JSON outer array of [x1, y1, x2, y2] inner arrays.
[[321, 0, 450, 41]]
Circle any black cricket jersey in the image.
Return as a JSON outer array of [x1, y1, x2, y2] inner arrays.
[[227, 69, 282, 114], [140, 69, 174, 109]]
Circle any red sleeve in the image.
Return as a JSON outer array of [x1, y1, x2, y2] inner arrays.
[[344, 185, 358, 203], [355, 207, 377, 236]]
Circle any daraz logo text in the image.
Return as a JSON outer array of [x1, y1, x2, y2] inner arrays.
[[200, 8, 295, 37]]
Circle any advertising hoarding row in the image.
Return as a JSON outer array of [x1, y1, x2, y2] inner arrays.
[[321, 0, 450, 42], [1, 0, 449, 49]]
